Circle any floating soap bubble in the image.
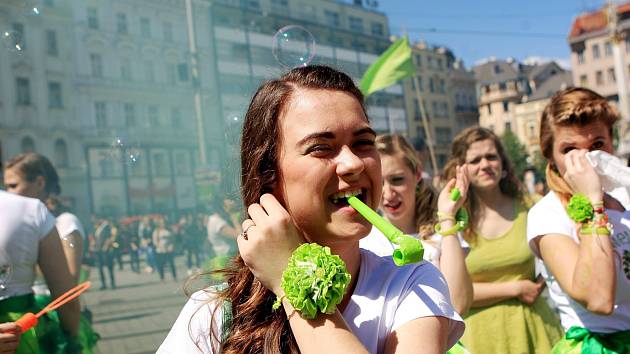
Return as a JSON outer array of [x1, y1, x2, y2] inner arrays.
[[272, 25, 316, 68], [2, 31, 24, 53], [107, 133, 142, 167], [22, 0, 44, 17]]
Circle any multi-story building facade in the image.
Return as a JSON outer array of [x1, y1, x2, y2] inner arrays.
[[0, 0, 405, 221], [514, 71, 573, 157], [473, 58, 571, 153], [568, 2, 630, 157], [402, 42, 478, 171]]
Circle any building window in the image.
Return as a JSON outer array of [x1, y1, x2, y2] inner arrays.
[[429, 78, 435, 93], [116, 13, 128, 34], [87, 7, 98, 29], [415, 54, 422, 67], [16, 78, 31, 106], [596, 70, 603, 85], [171, 108, 182, 127], [439, 79, 445, 93], [144, 61, 154, 82], [21, 137, 35, 153], [432, 101, 438, 116], [607, 67, 616, 83], [177, 63, 189, 81], [494, 64, 502, 74], [46, 29, 58, 56], [349, 16, 363, 32], [124, 103, 136, 128], [505, 122, 511, 132], [592, 44, 600, 59], [579, 74, 588, 86], [54, 139, 68, 168], [436, 128, 451, 145], [441, 102, 448, 116], [487, 104, 492, 115], [371, 22, 384, 36], [502, 101, 509, 112], [437, 58, 443, 70], [324, 11, 340, 27], [148, 106, 159, 127], [120, 58, 132, 81], [140, 17, 151, 38], [605, 41, 612, 56], [577, 49, 584, 64], [528, 124, 536, 138], [95, 102, 107, 128], [414, 76, 423, 91], [163, 22, 173, 42], [427, 56, 433, 68], [90, 53, 103, 77], [166, 63, 176, 84], [12, 23, 25, 49], [48, 82, 63, 108]]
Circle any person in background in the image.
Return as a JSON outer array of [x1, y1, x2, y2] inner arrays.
[[153, 217, 177, 281], [206, 196, 241, 259], [528, 87, 630, 352], [138, 216, 156, 273], [0, 190, 80, 353], [360, 134, 473, 316], [443, 127, 563, 353], [93, 218, 116, 290], [183, 214, 202, 276]]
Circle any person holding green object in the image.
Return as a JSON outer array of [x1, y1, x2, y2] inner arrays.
[[4, 153, 98, 353], [360, 134, 473, 317], [160, 66, 464, 353], [444, 127, 563, 354], [528, 87, 630, 353]]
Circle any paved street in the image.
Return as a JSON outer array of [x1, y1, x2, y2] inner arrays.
[[82, 257, 208, 354]]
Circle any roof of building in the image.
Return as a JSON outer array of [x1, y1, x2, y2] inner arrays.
[[527, 71, 573, 101], [569, 2, 630, 40], [472, 60, 523, 85]]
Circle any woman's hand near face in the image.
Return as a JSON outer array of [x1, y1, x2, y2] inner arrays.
[[437, 165, 469, 215], [238, 194, 303, 295], [562, 149, 603, 203]]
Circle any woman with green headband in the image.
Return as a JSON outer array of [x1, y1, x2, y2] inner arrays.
[[159, 65, 464, 353], [528, 87, 630, 353], [443, 126, 563, 353]]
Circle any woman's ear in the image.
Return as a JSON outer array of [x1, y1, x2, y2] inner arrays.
[[35, 175, 47, 193]]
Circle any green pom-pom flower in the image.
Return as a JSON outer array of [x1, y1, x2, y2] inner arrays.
[[273, 243, 351, 319], [567, 194, 594, 223]]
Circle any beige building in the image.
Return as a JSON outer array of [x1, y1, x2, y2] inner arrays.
[[514, 71, 573, 157], [473, 59, 570, 148], [402, 42, 478, 171], [568, 2, 630, 157]]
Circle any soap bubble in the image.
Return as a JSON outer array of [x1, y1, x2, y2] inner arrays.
[[2, 31, 24, 53], [22, 0, 44, 17], [272, 25, 316, 68], [107, 133, 141, 167]]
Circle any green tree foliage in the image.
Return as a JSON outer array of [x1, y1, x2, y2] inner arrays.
[[532, 150, 548, 179], [500, 130, 529, 180]]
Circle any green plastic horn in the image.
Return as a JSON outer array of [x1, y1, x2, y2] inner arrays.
[[347, 196, 423, 266]]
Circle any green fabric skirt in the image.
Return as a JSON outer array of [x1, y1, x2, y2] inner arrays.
[[0, 293, 65, 354], [551, 326, 630, 354], [34, 294, 100, 354]]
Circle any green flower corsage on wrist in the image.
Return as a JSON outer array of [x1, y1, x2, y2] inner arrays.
[[273, 243, 351, 319], [567, 194, 594, 223]]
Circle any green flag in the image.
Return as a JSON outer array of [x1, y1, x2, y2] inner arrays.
[[360, 36, 415, 97]]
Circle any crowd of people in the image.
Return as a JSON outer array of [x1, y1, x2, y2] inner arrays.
[[1, 64, 629, 353]]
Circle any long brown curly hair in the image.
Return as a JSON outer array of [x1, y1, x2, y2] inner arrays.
[[442, 127, 522, 242], [205, 65, 366, 354], [539, 87, 618, 206], [375, 134, 438, 239]]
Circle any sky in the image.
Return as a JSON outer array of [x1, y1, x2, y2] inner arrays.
[[377, 0, 611, 69]]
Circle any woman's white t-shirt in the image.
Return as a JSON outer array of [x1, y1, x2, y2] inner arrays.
[[0, 191, 55, 300], [158, 249, 465, 353], [527, 191, 630, 333], [56, 212, 86, 240], [360, 227, 469, 267]]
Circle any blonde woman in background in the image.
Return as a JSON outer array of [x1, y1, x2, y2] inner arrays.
[[360, 134, 473, 315]]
